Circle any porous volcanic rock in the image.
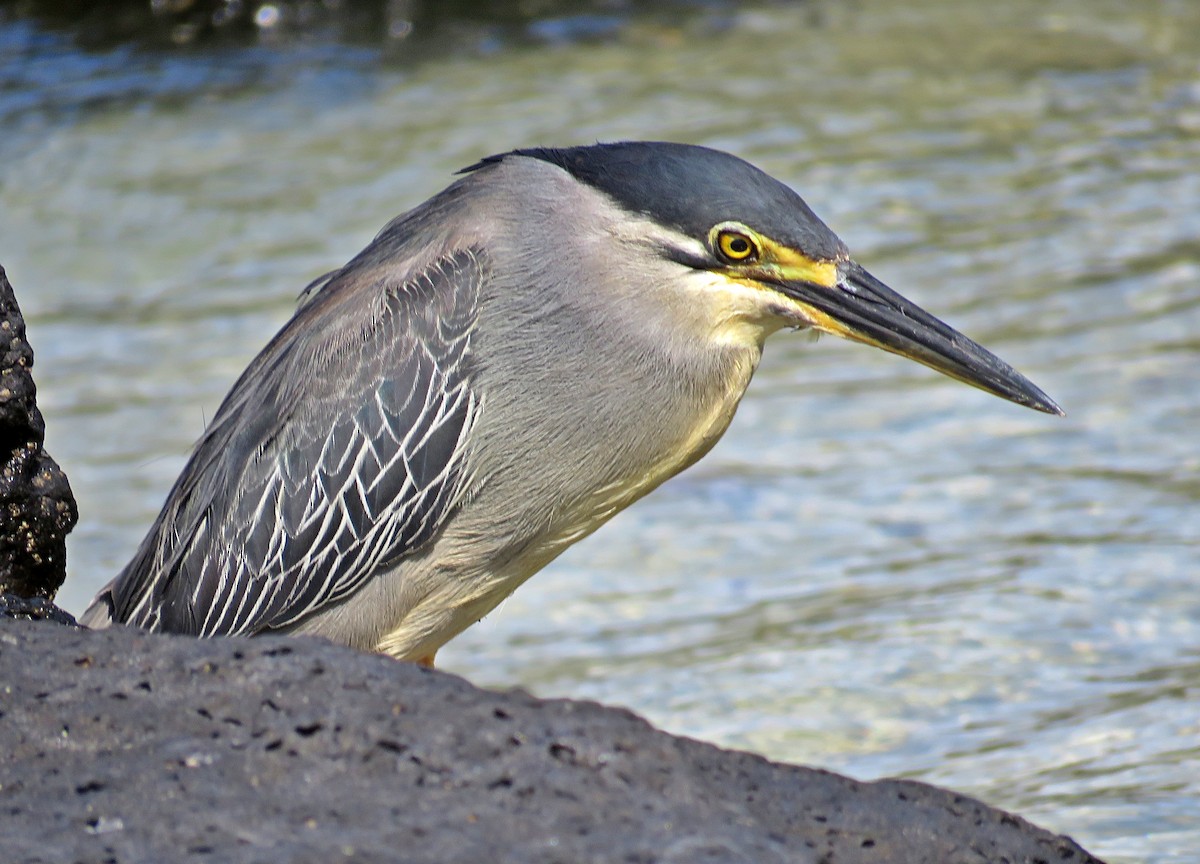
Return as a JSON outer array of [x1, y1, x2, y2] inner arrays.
[[0, 265, 78, 602], [0, 617, 1103, 864]]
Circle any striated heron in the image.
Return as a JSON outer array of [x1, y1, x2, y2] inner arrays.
[[83, 142, 1062, 666]]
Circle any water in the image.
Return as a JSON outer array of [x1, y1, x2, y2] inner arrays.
[[3, 1, 1198, 859]]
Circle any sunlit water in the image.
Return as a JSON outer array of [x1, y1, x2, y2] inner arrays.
[[3, 1, 1198, 860]]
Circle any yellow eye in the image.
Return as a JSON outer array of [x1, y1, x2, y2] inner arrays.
[[716, 229, 758, 263]]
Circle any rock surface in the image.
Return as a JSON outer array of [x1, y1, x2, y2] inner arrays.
[[0, 265, 78, 601], [1, 617, 1103, 864]]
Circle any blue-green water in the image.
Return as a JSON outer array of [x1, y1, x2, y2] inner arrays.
[[4, 2, 1198, 859]]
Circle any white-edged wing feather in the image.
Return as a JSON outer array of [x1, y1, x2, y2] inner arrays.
[[104, 248, 485, 637]]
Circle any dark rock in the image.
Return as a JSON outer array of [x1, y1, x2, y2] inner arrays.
[[0, 616, 1104, 864], [0, 265, 78, 601], [0, 592, 77, 624], [3, 0, 725, 51]]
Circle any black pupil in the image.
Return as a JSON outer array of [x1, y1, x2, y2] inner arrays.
[[728, 236, 749, 254]]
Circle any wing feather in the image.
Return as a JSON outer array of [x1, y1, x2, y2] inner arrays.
[[109, 248, 486, 637]]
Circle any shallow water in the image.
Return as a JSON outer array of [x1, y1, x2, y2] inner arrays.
[[4, 1, 1199, 859]]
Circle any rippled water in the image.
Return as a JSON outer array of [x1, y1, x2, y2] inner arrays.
[[4, 1, 1199, 860]]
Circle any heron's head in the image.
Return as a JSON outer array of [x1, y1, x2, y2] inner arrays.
[[466, 141, 1061, 415]]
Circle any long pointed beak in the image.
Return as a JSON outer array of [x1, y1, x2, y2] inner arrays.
[[776, 261, 1064, 415]]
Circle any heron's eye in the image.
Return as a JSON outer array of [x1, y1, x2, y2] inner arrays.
[[716, 229, 758, 263]]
